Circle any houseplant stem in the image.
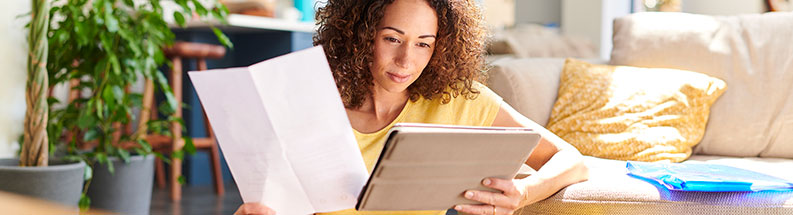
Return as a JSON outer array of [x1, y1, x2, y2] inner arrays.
[[21, 0, 49, 167]]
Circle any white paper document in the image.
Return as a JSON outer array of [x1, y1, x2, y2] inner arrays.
[[188, 46, 369, 215]]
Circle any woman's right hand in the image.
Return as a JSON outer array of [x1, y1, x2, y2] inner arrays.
[[233, 202, 276, 215]]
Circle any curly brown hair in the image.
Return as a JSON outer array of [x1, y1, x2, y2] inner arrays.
[[314, 0, 489, 108]]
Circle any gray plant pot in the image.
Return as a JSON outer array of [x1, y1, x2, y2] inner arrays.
[[0, 158, 85, 206], [87, 155, 154, 215]]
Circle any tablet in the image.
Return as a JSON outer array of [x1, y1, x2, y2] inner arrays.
[[355, 123, 541, 211]]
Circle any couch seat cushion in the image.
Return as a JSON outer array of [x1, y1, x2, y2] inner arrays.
[[517, 156, 793, 214]]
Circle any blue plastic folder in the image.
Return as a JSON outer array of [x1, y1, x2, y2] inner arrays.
[[626, 161, 793, 192]]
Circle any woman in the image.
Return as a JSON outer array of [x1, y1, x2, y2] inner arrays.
[[236, 0, 588, 214]]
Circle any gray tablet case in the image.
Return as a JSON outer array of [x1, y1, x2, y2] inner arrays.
[[355, 123, 541, 211]]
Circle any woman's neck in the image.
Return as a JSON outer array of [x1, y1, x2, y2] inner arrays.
[[361, 85, 409, 120]]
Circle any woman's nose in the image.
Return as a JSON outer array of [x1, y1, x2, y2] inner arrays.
[[394, 45, 411, 69]]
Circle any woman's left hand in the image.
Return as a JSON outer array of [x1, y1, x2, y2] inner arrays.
[[454, 177, 534, 215]]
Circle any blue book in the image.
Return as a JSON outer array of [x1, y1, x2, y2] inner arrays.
[[626, 161, 793, 192]]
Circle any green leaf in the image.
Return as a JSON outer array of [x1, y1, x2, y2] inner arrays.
[[53, 29, 70, 46], [133, 148, 145, 157], [74, 22, 89, 46], [192, 0, 208, 16], [211, 27, 233, 49], [136, 139, 152, 153], [175, 0, 190, 12], [154, 152, 170, 164], [96, 153, 114, 174], [95, 97, 104, 119], [178, 175, 187, 185], [183, 137, 196, 155], [83, 129, 99, 142], [109, 55, 122, 75], [79, 194, 91, 210], [103, 1, 119, 32], [83, 164, 93, 181], [77, 111, 96, 129], [128, 93, 143, 107], [96, 153, 108, 165], [112, 86, 124, 103], [173, 11, 186, 27], [171, 150, 184, 160], [158, 102, 175, 116], [101, 87, 115, 105], [122, 0, 134, 7], [118, 29, 141, 56], [218, 3, 230, 17], [47, 97, 61, 106], [64, 155, 83, 163], [99, 33, 113, 53], [117, 148, 130, 163], [154, 71, 178, 113], [106, 158, 115, 175]]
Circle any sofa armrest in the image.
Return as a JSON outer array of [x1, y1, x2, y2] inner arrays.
[[487, 58, 566, 127]]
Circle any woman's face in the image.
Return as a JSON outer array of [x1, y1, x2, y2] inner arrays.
[[370, 0, 438, 94]]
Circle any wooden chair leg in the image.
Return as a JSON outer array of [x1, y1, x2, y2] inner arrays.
[[170, 56, 184, 202], [198, 57, 225, 196], [209, 141, 224, 196], [155, 157, 166, 188], [197, 58, 207, 71], [201, 98, 224, 195], [170, 156, 182, 202]]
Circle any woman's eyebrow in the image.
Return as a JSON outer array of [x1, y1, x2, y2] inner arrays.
[[381, 26, 436, 39], [382, 26, 405, 34]]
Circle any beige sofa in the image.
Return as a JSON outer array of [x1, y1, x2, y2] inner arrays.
[[487, 12, 793, 214]]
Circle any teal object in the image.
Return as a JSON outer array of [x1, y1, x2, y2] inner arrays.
[[626, 161, 793, 192], [295, 0, 315, 22]]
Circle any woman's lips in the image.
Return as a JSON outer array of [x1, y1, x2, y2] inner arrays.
[[386, 72, 411, 83]]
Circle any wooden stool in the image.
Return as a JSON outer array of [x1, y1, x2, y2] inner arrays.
[[150, 41, 227, 201]]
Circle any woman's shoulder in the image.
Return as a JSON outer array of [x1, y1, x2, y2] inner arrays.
[[407, 81, 502, 126], [451, 81, 502, 105], [472, 81, 501, 100], [413, 81, 501, 105]]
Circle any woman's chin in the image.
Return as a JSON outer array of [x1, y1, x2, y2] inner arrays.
[[383, 85, 410, 94], [374, 82, 411, 94]]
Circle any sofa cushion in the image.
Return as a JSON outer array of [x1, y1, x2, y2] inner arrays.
[[487, 57, 608, 127], [516, 156, 793, 214], [487, 57, 565, 126], [610, 12, 793, 159], [546, 59, 726, 162]]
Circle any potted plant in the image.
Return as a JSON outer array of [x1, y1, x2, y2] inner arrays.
[[0, 0, 86, 208], [44, 0, 232, 213]]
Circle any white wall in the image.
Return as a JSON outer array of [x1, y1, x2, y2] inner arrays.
[[0, 1, 30, 158], [562, 0, 603, 53], [682, 0, 766, 15], [515, 0, 561, 25], [562, 0, 631, 60], [600, 0, 631, 59], [522, 0, 767, 60], [483, 0, 516, 28]]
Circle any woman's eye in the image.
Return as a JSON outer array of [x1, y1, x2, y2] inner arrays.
[[385, 37, 400, 43], [418, 43, 431, 48]]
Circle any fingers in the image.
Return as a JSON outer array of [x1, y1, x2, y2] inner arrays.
[[483, 178, 521, 196], [454, 204, 512, 215], [459, 177, 523, 214], [234, 202, 276, 215], [463, 189, 512, 208]]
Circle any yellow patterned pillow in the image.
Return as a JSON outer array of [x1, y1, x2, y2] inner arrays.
[[547, 59, 727, 162]]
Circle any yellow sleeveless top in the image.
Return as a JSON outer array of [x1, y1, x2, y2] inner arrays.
[[319, 83, 503, 215]]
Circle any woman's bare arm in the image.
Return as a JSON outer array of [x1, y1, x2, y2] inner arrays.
[[491, 101, 589, 205]]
